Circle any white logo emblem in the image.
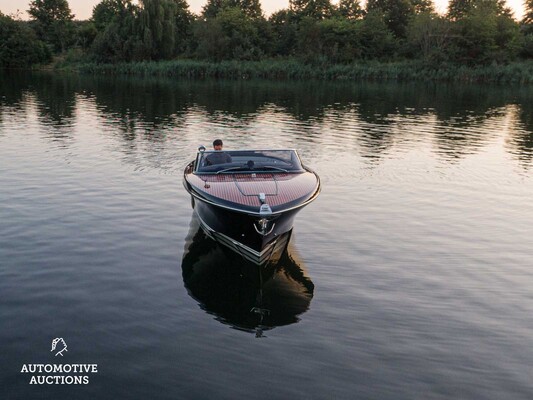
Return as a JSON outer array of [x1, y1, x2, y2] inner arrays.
[[51, 338, 68, 357]]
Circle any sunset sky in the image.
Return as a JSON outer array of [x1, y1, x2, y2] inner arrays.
[[0, 0, 526, 20]]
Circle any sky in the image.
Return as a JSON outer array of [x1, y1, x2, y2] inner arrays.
[[0, 0, 526, 21]]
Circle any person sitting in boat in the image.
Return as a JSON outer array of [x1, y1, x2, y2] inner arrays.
[[205, 139, 232, 165]]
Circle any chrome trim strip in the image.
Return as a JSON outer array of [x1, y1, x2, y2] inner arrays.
[[194, 210, 281, 265]]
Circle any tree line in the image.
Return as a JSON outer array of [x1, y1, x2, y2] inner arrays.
[[1, 0, 533, 69]]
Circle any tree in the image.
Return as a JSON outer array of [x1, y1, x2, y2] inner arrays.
[[90, 0, 142, 62], [138, 0, 177, 60], [289, 0, 335, 20], [447, 0, 473, 20], [75, 20, 98, 49], [201, 0, 263, 19], [194, 7, 265, 60], [411, 0, 435, 13], [28, 0, 74, 52], [89, 0, 192, 62], [92, 0, 131, 31], [448, 1, 520, 64], [337, 0, 365, 19], [492, 12, 521, 61], [0, 13, 51, 68], [447, 0, 511, 20], [406, 12, 450, 61], [521, 34, 533, 58], [522, 0, 533, 56], [202, 0, 223, 18], [366, 0, 415, 37], [295, 17, 322, 60], [360, 11, 396, 58], [524, 0, 533, 24], [269, 9, 298, 56], [293, 15, 365, 62], [171, 0, 193, 53], [240, 0, 263, 18], [318, 17, 363, 61]]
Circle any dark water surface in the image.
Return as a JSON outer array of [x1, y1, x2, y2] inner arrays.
[[1, 72, 533, 399]]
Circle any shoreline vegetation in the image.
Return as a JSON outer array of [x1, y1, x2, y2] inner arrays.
[[65, 59, 533, 83], [2, 0, 533, 83]]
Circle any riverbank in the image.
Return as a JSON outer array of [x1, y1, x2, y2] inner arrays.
[[56, 59, 533, 84]]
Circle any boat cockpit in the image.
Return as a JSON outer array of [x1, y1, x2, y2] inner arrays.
[[194, 149, 305, 174]]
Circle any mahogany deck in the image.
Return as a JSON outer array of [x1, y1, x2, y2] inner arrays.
[[186, 172, 319, 208]]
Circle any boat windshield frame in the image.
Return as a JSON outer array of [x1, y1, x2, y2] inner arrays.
[[194, 149, 305, 175]]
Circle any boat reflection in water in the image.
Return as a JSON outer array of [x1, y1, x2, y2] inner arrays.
[[181, 217, 314, 337]]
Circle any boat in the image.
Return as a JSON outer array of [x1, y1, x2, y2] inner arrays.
[[183, 147, 320, 265]]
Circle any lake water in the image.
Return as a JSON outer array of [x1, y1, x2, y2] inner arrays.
[[1, 72, 532, 399]]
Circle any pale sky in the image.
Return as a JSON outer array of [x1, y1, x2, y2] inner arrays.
[[0, 0, 525, 21]]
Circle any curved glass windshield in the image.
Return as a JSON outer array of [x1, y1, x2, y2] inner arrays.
[[195, 150, 304, 174]]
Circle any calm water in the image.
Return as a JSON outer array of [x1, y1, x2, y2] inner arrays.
[[1, 72, 533, 399]]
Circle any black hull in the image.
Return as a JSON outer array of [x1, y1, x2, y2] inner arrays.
[[193, 197, 300, 265]]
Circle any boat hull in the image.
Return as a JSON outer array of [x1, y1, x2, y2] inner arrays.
[[193, 197, 298, 265]]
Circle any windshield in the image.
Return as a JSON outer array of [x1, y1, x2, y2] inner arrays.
[[195, 150, 304, 174]]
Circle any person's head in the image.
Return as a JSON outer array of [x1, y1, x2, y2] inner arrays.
[[213, 139, 223, 151]]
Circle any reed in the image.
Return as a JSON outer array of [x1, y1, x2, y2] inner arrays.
[[73, 59, 533, 83]]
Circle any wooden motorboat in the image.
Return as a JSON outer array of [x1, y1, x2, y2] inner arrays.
[[183, 147, 320, 265]]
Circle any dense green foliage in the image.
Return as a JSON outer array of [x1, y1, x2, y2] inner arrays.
[[1, 0, 533, 79], [0, 12, 51, 68], [28, 0, 75, 52], [75, 59, 533, 83], [526, 0, 533, 25], [447, 0, 511, 21], [193, 7, 268, 60]]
